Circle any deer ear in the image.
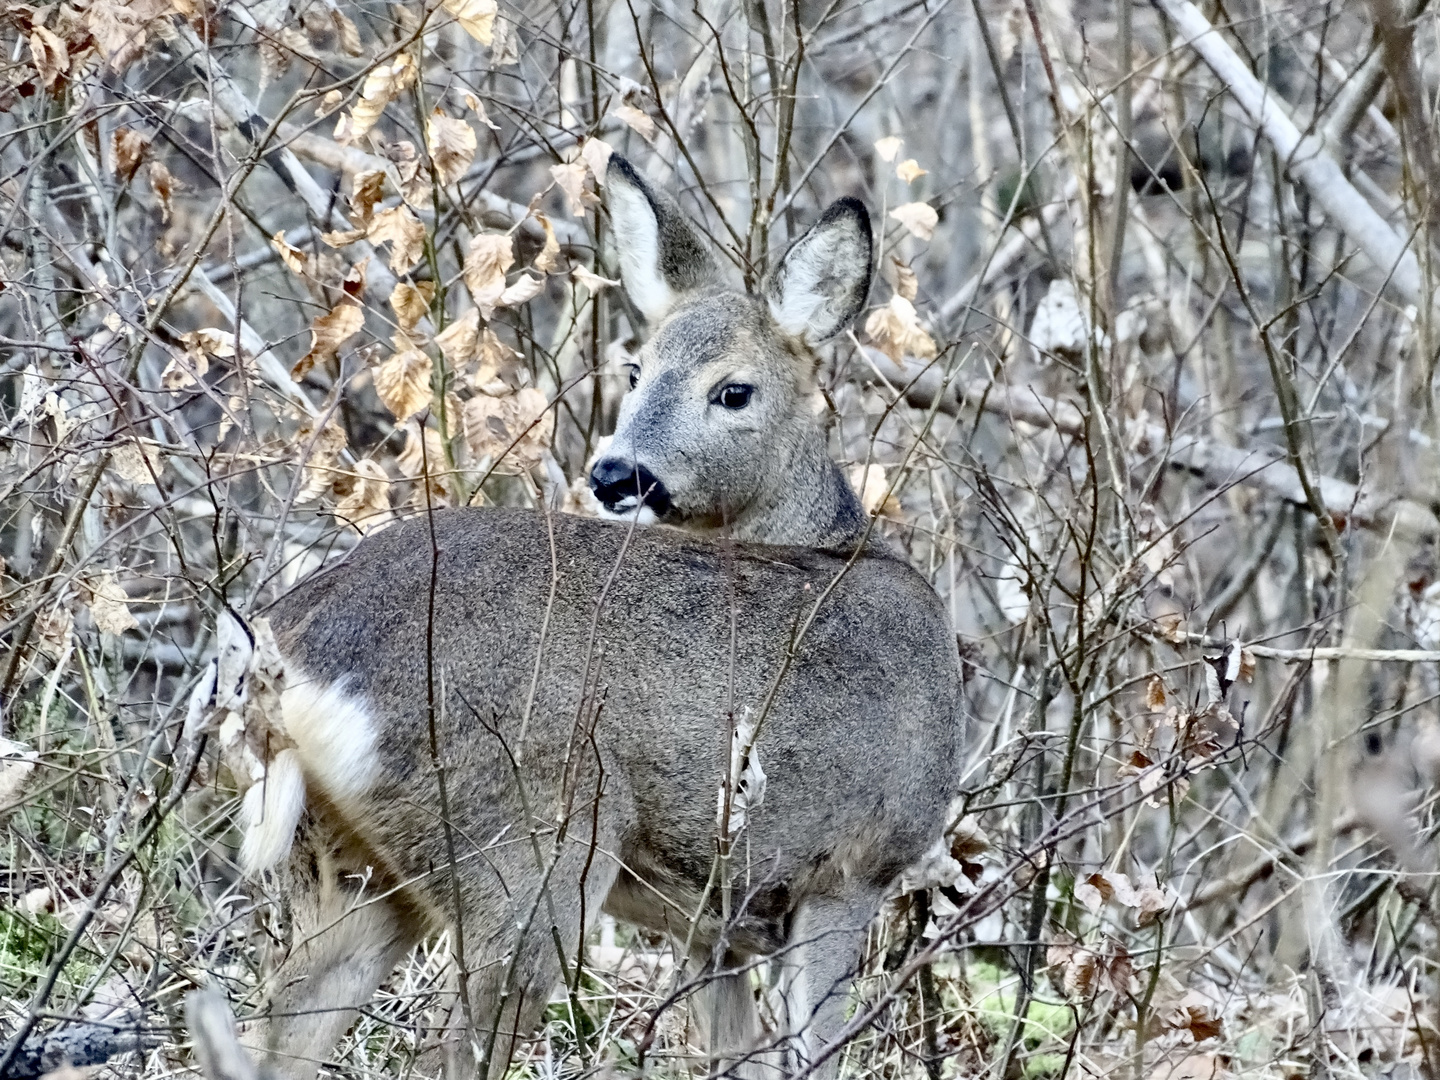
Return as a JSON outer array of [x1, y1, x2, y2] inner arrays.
[[764, 198, 873, 344], [605, 155, 716, 325]]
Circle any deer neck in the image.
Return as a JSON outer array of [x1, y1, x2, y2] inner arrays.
[[725, 431, 873, 552]]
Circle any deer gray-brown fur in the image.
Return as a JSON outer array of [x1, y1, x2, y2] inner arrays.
[[244, 155, 966, 1080]]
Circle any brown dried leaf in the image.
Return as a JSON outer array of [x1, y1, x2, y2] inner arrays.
[[350, 169, 387, 226], [333, 458, 392, 533], [321, 228, 367, 247], [1145, 675, 1167, 712], [475, 326, 518, 387], [110, 438, 162, 485], [389, 281, 434, 332], [84, 0, 166, 73], [434, 308, 479, 366], [463, 387, 553, 473], [488, 15, 519, 64], [295, 418, 348, 502], [889, 202, 938, 241], [895, 158, 927, 184], [464, 232, 515, 318], [29, 24, 69, 88], [293, 300, 363, 378], [464, 92, 501, 130], [395, 421, 449, 501], [864, 295, 936, 361], [35, 603, 73, 659], [550, 160, 590, 217], [330, 8, 362, 54], [847, 463, 900, 518], [1238, 648, 1256, 683], [881, 256, 918, 302], [367, 204, 426, 274], [148, 159, 175, 221], [442, 0, 497, 43], [83, 572, 137, 635], [611, 104, 656, 139], [111, 128, 149, 181], [426, 110, 476, 186], [373, 339, 433, 422], [532, 213, 560, 273], [1135, 884, 1180, 927], [334, 51, 417, 143], [271, 230, 309, 276]]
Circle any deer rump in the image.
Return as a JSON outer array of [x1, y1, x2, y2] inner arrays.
[[265, 505, 962, 976]]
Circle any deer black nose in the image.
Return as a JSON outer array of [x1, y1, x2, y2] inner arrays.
[[589, 459, 672, 517]]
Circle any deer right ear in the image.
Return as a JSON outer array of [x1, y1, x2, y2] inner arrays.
[[606, 155, 716, 325]]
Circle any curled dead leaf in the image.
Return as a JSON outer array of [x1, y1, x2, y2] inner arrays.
[[29, 24, 69, 88], [463, 387, 553, 473], [611, 104, 656, 139], [497, 272, 544, 309], [271, 231, 310, 276], [389, 281, 434, 332], [864, 295, 936, 361], [889, 202, 938, 241], [334, 51, 417, 143], [464, 92, 501, 130], [464, 232, 515, 318], [572, 265, 620, 291], [112, 128, 150, 181], [367, 204, 426, 274], [847, 463, 901, 518], [896, 158, 927, 184], [350, 169, 386, 226], [532, 213, 560, 273], [293, 300, 363, 379], [1145, 675, 1167, 711], [434, 309, 479, 367], [580, 137, 614, 183], [427, 110, 477, 186], [881, 256, 918, 302]]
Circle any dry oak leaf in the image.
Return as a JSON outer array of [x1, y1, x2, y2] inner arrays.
[[295, 418, 348, 502], [610, 104, 656, 139], [865, 295, 936, 361], [873, 135, 902, 163], [464, 232, 515, 318], [293, 300, 363, 379], [389, 281, 434, 332], [889, 201, 938, 241], [367, 204, 426, 274], [373, 338, 433, 422], [463, 387, 553, 473], [334, 51, 417, 143], [580, 137, 614, 183], [29, 24, 69, 88], [442, 0, 497, 44], [896, 158, 927, 184], [426, 110, 476, 186], [532, 213, 560, 273], [434, 309, 479, 366], [550, 160, 590, 217], [83, 572, 137, 635], [333, 458, 392, 533]]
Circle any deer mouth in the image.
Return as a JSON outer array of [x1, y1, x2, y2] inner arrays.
[[589, 459, 674, 519]]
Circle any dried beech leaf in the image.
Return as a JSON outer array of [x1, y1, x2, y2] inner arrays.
[[1145, 675, 1167, 711], [110, 438, 163, 486], [889, 201, 938, 241], [442, 0, 497, 44], [29, 24, 69, 88], [434, 309, 479, 366], [293, 300, 362, 378], [532, 213, 559, 273], [389, 281, 434, 331], [464, 232, 515, 318], [882, 256, 918, 302], [497, 272, 544, 309], [426, 110, 476, 186], [334, 52, 417, 143], [373, 341, 433, 422], [321, 228, 367, 247], [847, 463, 900, 518], [367, 204, 426, 274], [572, 265, 620, 291], [475, 327, 518, 386], [350, 169, 387, 226], [550, 160, 589, 217], [895, 158, 927, 184], [333, 458, 392, 533], [330, 9, 362, 54], [463, 387, 553, 473], [83, 572, 137, 635], [271, 230, 309, 275], [611, 104, 656, 139], [296, 419, 348, 502], [111, 128, 150, 181], [580, 137, 614, 183], [864, 295, 936, 361], [464, 92, 501, 130], [147, 160, 175, 222], [873, 135, 902, 163]]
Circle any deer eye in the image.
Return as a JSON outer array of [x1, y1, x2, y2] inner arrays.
[[718, 384, 753, 410], [625, 366, 639, 390]]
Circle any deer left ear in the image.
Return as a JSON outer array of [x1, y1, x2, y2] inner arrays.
[[763, 198, 873, 344]]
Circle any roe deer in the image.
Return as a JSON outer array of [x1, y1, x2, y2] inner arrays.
[[238, 155, 966, 1080]]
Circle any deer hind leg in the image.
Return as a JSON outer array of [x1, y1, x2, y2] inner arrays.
[[692, 956, 786, 1080], [777, 891, 883, 1080], [254, 826, 422, 1080]]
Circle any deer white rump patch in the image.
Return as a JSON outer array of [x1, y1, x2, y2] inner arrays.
[[238, 673, 379, 874]]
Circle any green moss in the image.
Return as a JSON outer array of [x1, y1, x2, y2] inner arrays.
[[968, 960, 1074, 1049]]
